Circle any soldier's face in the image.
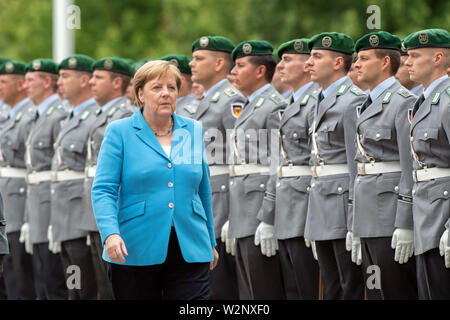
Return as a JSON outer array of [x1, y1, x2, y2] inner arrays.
[[230, 56, 262, 96], [138, 74, 178, 117], [89, 70, 115, 106], [0, 74, 23, 105], [405, 48, 436, 84], [396, 55, 416, 89], [277, 53, 309, 87], [23, 72, 47, 104], [125, 78, 135, 104], [354, 49, 383, 86], [57, 69, 86, 103], [306, 50, 335, 84], [190, 51, 216, 85]]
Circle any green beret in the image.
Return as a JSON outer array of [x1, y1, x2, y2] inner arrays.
[[0, 57, 11, 66], [192, 36, 235, 53], [232, 40, 274, 62], [355, 31, 401, 53], [131, 59, 149, 75], [0, 61, 27, 75], [277, 38, 310, 59], [92, 57, 133, 76], [403, 28, 450, 50], [400, 42, 408, 56], [308, 32, 354, 54], [160, 55, 191, 74], [273, 50, 280, 63], [59, 54, 95, 72], [26, 58, 59, 74]]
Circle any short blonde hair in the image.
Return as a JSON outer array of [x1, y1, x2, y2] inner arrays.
[[133, 60, 182, 107]]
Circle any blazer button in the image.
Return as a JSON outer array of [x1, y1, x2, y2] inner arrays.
[[168, 203, 174, 208], [167, 163, 172, 168], [168, 182, 173, 188]]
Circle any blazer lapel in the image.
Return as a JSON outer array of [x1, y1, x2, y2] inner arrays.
[[133, 110, 170, 160]]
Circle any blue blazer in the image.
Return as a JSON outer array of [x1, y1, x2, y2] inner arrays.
[[91, 110, 216, 266]]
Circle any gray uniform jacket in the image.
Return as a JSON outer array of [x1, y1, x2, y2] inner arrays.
[[80, 97, 134, 232], [176, 93, 201, 118], [50, 99, 99, 242], [25, 97, 69, 244], [410, 77, 450, 255], [273, 82, 320, 240], [193, 79, 246, 237], [228, 84, 287, 239], [0, 103, 10, 131], [0, 99, 36, 234], [353, 80, 417, 238], [304, 77, 367, 241]]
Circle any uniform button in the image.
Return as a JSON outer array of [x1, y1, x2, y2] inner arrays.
[[19, 187, 25, 193], [167, 163, 172, 168], [306, 186, 311, 192], [259, 184, 265, 188], [376, 133, 381, 138], [230, 181, 234, 186], [221, 185, 226, 191], [293, 133, 298, 138], [444, 191, 449, 196], [282, 134, 286, 139], [246, 134, 251, 139], [38, 141, 43, 147], [276, 182, 281, 187], [168, 203, 174, 208], [356, 178, 360, 183], [359, 134, 363, 139], [70, 144, 75, 149], [424, 132, 428, 138], [311, 183, 316, 188], [337, 187, 343, 193], [51, 188, 55, 194], [324, 126, 328, 131], [412, 189, 416, 195], [394, 186, 399, 192], [168, 182, 173, 188]]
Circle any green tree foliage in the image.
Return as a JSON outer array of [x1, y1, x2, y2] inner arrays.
[[0, 0, 448, 62]]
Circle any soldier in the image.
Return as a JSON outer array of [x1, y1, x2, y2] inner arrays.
[[50, 54, 99, 300], [81, 57, 135, 300], [188, 36, 245, 299], [226, 40, 287, 299], [0, 58, 11, 130], [274, 38, 321, 299], [126, 59, 149, 110], [403, 28, 450, 299], [348, 54, 369, 92], [21, 58, 69, 300], [396, 45, 423, 95], [303, 32, 367, 299], [350, 31, 418, 299], [0, 61, 36, 299], [272, 52, 293, 100]]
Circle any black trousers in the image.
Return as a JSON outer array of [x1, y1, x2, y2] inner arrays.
[[32, 242, 68, 300], [210, 239, 239, 300], [88, 231, 114, 300], [109, 227, 210, 300], [315, 239, 365, 300], [235, 236, 285, 300], [2, 231, 36, 299], [60, 237, 98, 300], [361, 237, 417, 300], [278, 237, 320, 300], [416, 248, 450, 299]]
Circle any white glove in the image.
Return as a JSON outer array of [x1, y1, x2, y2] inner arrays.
[[47, 225, 61, 254], [304, 238, 318, 260], [439, 229, 450, 268], [254, 221, 278, 258], [346, 231, 362, 265], [391, 228, 414, 264], [220, 221, 236, 256], [19, 223, 33, 255]]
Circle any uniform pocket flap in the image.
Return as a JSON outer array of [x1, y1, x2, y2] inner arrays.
[[244, 175, 269, 194], [317, 179, 349, 195], [428, 181, 450, 203], [192, 198, 207, 220], [417, 128, 439, 141], [62, 139, 85, 153], [376, 178, 399, 194], [118, 200, 146, 224], [364, 128, 391, 141], [211, 182, 229, 193], [34, 138, 51, 149], [288, 177, 311, 193], [318, 120, 338, 133]]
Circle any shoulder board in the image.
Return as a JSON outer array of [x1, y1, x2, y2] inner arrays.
[[210, 91, 221, 102], [337, 84, 348, 95], [184, 105, 196, 114], [350, 86, 365, 96], [108, 106, 118, 117], [397, 87, 412, 98], [255, 97, 265, 108], [46, 105, 55, 116], [269, 93, 283, 105], [15, 111, 23, 121], [224, 87, 238, 97], [80, 110, 91, 120], [446, 86, 450, 97], [431, 92, 440, 104], [300, 94, 311, 105], [382, 91, 392, 104]]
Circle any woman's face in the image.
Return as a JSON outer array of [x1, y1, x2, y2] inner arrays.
[[139, 73, 178, 117]]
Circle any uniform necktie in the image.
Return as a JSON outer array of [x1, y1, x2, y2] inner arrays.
[[412, 94, 425, 117], [317, 92, 324, 106], [290, 95, 295, 105], [359, 96, 372, 115]]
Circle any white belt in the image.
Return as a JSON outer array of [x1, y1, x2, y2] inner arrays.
[[311, 164, 349, 178], [51, 170, 85, 182], [85, 165, 97, 178], [277, 165, 312, 178], [26, 171, 52, 184], [229, 164, 270, 177], [357, 161, 401, 176], [413, 167, 450, 182], [209, 165, 229, 177], [0, 167, 27, 178]]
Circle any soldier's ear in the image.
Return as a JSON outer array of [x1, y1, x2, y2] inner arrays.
[[432, 50, 445, 68]]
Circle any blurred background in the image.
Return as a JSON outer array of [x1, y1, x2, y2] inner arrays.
[[0, 0, 449, 62]]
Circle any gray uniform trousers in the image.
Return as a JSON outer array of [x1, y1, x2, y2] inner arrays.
[[0, 99, 36, 299], [50, 99, 99, 299], [274, 82, 320, 299], [193, 79, 245, 299], [80, 96, 134, 300], [410, 77, 450, 299], [304, 77, 367, 299], [24, 96, 69, 299], [353, 81, 418, 299], [228, 84, 287, 299]]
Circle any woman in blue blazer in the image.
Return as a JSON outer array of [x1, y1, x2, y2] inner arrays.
[[91, 60, 218, 300]]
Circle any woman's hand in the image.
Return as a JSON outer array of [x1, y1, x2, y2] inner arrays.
[[210, 247, 219, 270], [105, 234, 128, 263]]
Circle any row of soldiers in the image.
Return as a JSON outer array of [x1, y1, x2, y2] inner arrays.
[[0, 27, 448, 300]]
